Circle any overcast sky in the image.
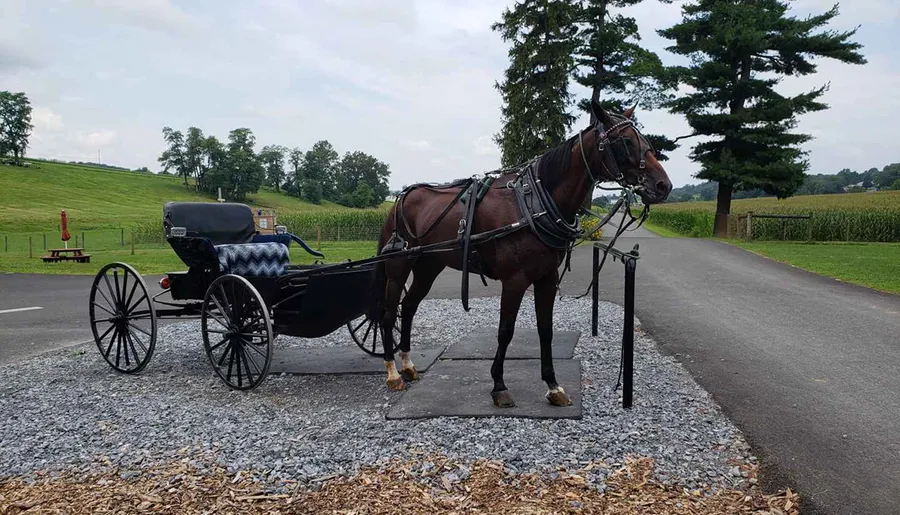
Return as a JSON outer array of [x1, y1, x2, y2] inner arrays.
[[1, 0, 897, 189]]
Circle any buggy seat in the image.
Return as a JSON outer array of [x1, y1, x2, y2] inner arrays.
[[163, 202, 321, 278]]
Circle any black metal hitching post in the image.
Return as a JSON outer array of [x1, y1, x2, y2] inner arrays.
[[591, 245, 599, 336], [591, 242, 640, 409]]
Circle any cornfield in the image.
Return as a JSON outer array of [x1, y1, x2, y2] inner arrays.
[[649, 191, 900, 242], [131, 209, 391, 244]]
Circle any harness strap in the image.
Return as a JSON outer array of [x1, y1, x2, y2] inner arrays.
[[459, 179, 480, 312]]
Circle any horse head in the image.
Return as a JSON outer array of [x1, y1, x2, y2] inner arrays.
[[588, 101, 672, 205]]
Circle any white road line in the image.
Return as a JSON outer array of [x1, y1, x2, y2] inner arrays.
[[0, 306, 44, 315]]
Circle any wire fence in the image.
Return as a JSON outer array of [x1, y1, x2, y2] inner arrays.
[[0, 224, 386, 257]]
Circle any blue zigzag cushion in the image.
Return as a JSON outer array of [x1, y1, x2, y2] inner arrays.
[[215, 242, 289, 277]]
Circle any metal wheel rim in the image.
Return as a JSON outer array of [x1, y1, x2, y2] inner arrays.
[[89, 262, 157, 374], [347, 285, 405, 358], [201, 274, 272, 391]]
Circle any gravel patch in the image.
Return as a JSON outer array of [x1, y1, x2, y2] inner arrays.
[[0, 296, 755, 492]]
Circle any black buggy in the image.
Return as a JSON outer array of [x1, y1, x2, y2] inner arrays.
[[88, 202, 401, 390]]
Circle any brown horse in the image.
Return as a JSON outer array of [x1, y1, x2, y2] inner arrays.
[[376, 103, 672, 408]]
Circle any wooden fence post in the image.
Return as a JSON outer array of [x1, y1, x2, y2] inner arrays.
[[746, 212, 753, 241], [82, 232, 86, 249], [121, 228, 125, 246], [29, 236, 33, 258], [807, 219, 813, 242], [75, 234, 79, 248], [317, 226, 321, 250], [131, 232, 135, 255], [4, 235, 7, 252], [43, 233, 47, 250]]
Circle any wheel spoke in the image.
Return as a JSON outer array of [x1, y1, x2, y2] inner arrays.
[[113, 270, 122, 308], [217, 284, 233, 320], [126, 330, 142, 366], [103, 274, 119, 311], [126, 292, 148, 315], [123, 279, 140, 315], [352, 318, 367, 333], [122, 325, 132, 367], [210, 295, 231, 328], [92, 301, 116, 317], [104, 326, 119, 359], [218, 339, 234, 367], [125, 312, 153, 321], [243, 340, 268, 359], [209, 336, 229, 353], [115, 327, 123, 368], [95, 285, 117, 314], [372, 321, 378, 353], [95, 323, 115, 345], [127, 326, 148, 354], [239, 342, 262, 378], [130, 323, 152, 337], [206, 306, 230, 329]]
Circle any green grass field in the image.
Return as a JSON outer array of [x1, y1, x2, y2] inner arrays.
[[734, 241, 900, 294], [0, 241, 377, 275], [0, 160, 393, 274]]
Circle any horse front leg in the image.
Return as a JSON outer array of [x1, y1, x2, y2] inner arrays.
[[382, 263, 410, 391], [491, 276, 528, 408], [534, 271, 572, 406]]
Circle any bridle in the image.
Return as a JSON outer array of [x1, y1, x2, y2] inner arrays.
[[578, 113, 656, 194]]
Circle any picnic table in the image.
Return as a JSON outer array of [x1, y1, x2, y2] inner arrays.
[[42, 248, 91, 263]]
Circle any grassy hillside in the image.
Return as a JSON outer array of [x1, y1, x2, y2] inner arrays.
[[0, 160, 356, 232]]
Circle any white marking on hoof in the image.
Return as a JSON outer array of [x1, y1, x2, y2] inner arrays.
[[400, 351, 415, 372], [547, 386, 566, 396], [385, 360, 401, 382]]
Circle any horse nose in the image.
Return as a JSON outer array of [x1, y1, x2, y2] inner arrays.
[[655, 179, 672, 195]]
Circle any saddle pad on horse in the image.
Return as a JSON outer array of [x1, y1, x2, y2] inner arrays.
[[215, 242, 289, 277]]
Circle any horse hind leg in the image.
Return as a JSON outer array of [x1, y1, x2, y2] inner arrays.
[[398, 259, 444, 382], [382, 260, 411, 391]]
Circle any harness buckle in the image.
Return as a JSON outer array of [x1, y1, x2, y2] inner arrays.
[[458, 218, 466, 234]]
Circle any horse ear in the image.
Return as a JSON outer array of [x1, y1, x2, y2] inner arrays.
[[590, 99, 612, 125], [623, 104, 637, 119]]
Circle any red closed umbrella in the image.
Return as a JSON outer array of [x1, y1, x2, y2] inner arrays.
[[60, 210, 71, 248]]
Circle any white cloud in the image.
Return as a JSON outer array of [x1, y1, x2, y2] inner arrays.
[[473, 135, 499, 156], [68, 0, 201, 35], [32, 107, 64, 132], [76, 130, 118, 148], [402, 140, 433, 152], [791, 0, 900, 26]]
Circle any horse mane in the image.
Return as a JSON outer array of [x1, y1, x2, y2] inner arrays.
[[534, 131, 582, 193]]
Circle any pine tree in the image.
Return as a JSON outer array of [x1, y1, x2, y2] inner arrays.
[[575, 0, 676, 159], [660, 0, 865, 236], [493, 0, 579, 167]]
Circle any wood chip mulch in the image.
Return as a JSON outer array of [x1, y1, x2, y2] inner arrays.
[[0, 455, 800, 514]]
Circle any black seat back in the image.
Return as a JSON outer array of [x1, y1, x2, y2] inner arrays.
[[164, 202, 256, 245]]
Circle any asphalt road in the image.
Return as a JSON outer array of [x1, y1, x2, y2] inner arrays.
[[1, 225, 898, 514]]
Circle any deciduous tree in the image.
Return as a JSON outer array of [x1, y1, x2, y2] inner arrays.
[[0, 91, 33, 165], [660, 0, 866, 236], [259, 145, 287, 192], [301, 140, 338, 204], [158, 127, 188, 187]]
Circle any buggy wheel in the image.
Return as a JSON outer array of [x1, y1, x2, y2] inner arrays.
[[201, 274, 272, 391], [89, 262, 157, 374], [347, 286, 405, 358]]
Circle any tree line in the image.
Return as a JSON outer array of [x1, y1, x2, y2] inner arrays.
[[0, 91, 33, 165], [494, 0, 866, 236], [158, 128, 390, 207], [660, 163, 900, 203]]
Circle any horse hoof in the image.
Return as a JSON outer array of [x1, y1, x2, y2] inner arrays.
[[400, 367, 419, 382], [546, 387, 573, 407], [387, 378, 406, 391], [492, 390, 516, 408]]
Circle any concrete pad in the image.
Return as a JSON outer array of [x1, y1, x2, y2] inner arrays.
[[442, 327, 580, 360], [270, 346, 444, 375], [386, 359, 582, 420]]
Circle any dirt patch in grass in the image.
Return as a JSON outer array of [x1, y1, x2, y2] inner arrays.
[[0, 455, 800, 514]]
